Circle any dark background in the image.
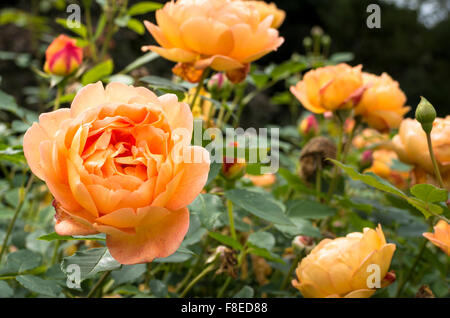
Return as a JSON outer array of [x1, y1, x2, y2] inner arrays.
[[1, 0, 449, 126]]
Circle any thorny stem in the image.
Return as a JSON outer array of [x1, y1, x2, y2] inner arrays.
[[179, 264, 215, 298], [227, 199, 237, 240], [281, 255, 301, 290], [190, 68, 211, 110]]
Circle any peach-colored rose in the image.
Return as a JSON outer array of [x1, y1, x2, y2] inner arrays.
[[142, 0, 284, 72], [365, 149, 409, 189], [292, 225, 396, 298], [44, 35, 83, 76], [290, 63, 364, 113], [423, 220, 450, 256], [242, 0, 285, 28], [392, 117, 450, 190], [352, 128, 389, 149], [355, 72, 410, 132], [23, 82, 210, 264]]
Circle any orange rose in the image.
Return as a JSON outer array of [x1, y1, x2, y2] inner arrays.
[[355, 72, 410, 131], [292, 225, 396, 298], [392, 117, 450, 190], [290, 63, 364, 113], [142, 0, 284, 72], [423, 220, 450, 256], [23, 82, 210, 264], [44, 35, 83, 76], [242, 0, 285, 28], [352, 128, 389, 149], [365, 149, 409, 189]]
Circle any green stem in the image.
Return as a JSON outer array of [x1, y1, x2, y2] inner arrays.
[[85, 3, 98, 62], [53, 85, 62, 111], [227, 199, 237, 240], [87, 270, 111, 298], [190, 68, 211, 110], [426, 133, 445, 189], [179, 264, 215, 298], [50, 240, 61, 265], [315, 160, 322, 202], [281, 255, 300, 290], [325, 117, 344, 202], [217, 276, 231, 298], [395, 238, 427, 297], [0, 175, 34, 264]]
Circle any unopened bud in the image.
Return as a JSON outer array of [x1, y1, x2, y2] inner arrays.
[[415, 97, 436, 134], [303, 37, 312, 50], [299, 114, 319, 136], [360, 150, 373, 170], [321, 34, 331, 46], [292, 235, 315, 255]]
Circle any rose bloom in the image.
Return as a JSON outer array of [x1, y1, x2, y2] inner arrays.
[[423, 220, 450, 256], [241, 0, 285, 28], [23, 82, 210, 264], [365, 149, 410, 189], [392, 117, 450, 190], [44, 35, 83, 76], [352, 128, 389, 149], [246, 173, 276, 187], [142, 0, 284, 73], [292, 225, 396, 298], [355, 72, 410, 132], [290, 63, 364, 113]]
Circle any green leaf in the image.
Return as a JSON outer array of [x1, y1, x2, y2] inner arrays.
[[247, 232, 275, 250], [0, 90, 22, 117], [149, 279, 168, 297], [0, 250, 42, 275], [0, 281, 13, 297], [206, 162, 221, 186], [114, 15, 130, 27], [247, 245, 285, 264], [329, 52, 354, 63], [128, 2, 162, 16], [410, 184, 447, 203], [55, 18, 87, 38], [278, 168, 316, 196], [127, 18, 145, 34], [208, 232, 243, 250], [154, 246, 195, 263], [81, 59, 114, 85], [26, 230, 51, 255], [38, 232, 106, 241], [275, 218, 321, 238], [286, 199, 336, 219], [332, 160, 406, 197], [61, 247, 120, 282], [225, 189, 292, 225], [189, 194, 223, 230], [111, 264, 147, 286], [233, 286, 254, 298], [120, 52, 159, 74], [0, 144, 25, 165], [140, 75, 187, 94], [16, 275, 62, 297]]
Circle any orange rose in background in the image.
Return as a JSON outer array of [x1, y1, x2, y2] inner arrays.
[[355, 72, 410, 132], [290, 63, 364, 114], [392, 117, 450, 190], [292, 225, 396, 298], [142, 0, 284, 75], [246, 173, 276, 187], [365, 149, 410, 189], [352, 128, 389, 149], [44, 35, 83, 76], [242, 0, 286, 28], [23, 82, 210, 264], [423, 220, 450, 256]]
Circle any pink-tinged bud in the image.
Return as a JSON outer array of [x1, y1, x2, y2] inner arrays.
[[292, 235, 315, 255], [299, 115, 319, 136], [361, 150, 374, 169], [381, 270, 396, 288], [209, 73, 225, 90], [324, 111, 333, 119], [344, 118, 356, 134], [44, 35, 83, 76], [207, 72, 232, 98]]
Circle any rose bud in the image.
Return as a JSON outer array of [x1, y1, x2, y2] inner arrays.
[[299, 114, 319, 137], [360, 150, 373, 170], [415, 96, 436, 134], [207, 72, 232, 99], [44, 35, 83, 76], [292, 225, 396, 298], [292, 235, 315, 255]]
